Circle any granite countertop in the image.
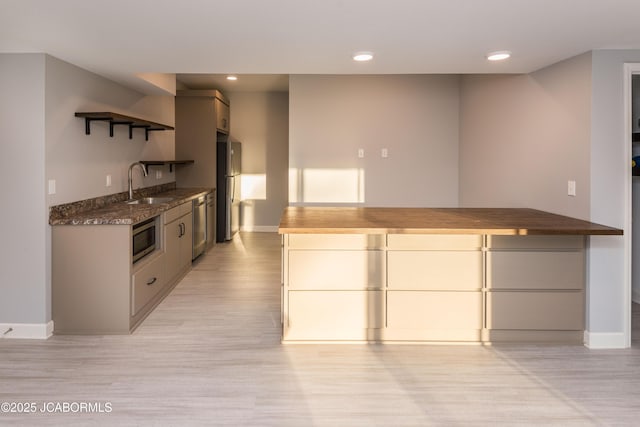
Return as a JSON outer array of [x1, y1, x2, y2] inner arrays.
[[278, 207, 623, 236], [50, 184, 213, 226]]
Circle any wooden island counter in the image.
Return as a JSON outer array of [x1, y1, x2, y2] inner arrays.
[[278, 207, 622, 344]]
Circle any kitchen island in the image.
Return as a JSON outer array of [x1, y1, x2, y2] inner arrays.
[[278, 207, 622, 344]]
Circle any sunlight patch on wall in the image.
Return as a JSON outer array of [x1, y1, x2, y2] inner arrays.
[[289, 168, 365, 203], [241, 200, 256, 230], [241, 174, 266, 200]]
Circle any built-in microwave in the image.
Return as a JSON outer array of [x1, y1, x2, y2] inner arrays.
[[132, 217, 157, 264]]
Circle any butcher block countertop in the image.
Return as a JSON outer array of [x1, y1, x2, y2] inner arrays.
[[278, 207, 623, 235]]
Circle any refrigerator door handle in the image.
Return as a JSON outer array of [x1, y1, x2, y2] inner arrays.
[[230, 175, 236, 203]]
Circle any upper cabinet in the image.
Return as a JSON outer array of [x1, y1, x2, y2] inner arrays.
[[215, 97, 230, 134], [176, 89, 230, 134], [175, 89, 230, 188]]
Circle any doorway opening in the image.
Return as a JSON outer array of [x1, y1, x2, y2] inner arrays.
[[625, 65, 640, 347]]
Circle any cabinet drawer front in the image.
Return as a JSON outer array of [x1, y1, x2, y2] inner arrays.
[[387, 291, 483, 329], [164, 205, 182, 224], [287, 234, 384, 250], [288, 250, 385, 290], [131, 254, 166, 316], [164, 202, 191, 224], [486, 291, 584, 330], [288, 290, 384, 330], [388, 251, 482, 290], [487, 235, 585, 250], [388, 234, 482, 250], [487, 251, 584, 290]]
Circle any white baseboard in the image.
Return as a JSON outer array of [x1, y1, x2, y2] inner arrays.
[[240, 225, 279, 232], [0, 321, 53, 339], [583, 331, 628, 349]]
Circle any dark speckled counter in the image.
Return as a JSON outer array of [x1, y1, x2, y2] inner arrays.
[[49, 183, 212, 225]]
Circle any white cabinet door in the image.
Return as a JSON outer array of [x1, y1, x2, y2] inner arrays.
[[388, 251, 482, 290], [387, 291, 483, 330], [486, 251, 584, 290], [285, 290, 384, 341], [288, 250, 385, 290], [486, 291, 584, 330]]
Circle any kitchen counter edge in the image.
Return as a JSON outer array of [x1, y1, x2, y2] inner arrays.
[[277, 207, 623, 236], [50, 188, 212, 226]]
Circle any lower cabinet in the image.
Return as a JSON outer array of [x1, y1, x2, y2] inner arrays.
[[281, 233, 587, 343], [286, 290, 384, 340], [484, 235, 585, 343], [164, 202, 193, 283], [385, 234, 483, 342], [485, 291, 584, 331], [52, 201, 196, 335], [386, 291, 483, 341], [53, 224, 133, 334], [131, 253, 166, 317]]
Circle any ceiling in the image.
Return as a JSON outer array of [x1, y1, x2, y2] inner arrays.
[[177, 74, 289, 92], [2, 0, 640, 92]]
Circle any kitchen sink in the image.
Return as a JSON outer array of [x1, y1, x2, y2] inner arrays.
[[126, 197, 175, 205]]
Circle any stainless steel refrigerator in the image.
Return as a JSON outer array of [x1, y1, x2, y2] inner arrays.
[[217, 140, 241, 241]]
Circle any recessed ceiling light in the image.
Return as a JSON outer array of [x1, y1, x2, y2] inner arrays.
[[486, 51, 511, 61], [226, 75, 238, 81], [353, 52, 374, 62]]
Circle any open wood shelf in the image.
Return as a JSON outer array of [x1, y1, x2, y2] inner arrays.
[[140, 160, 194, 172], [75, 112, 174, 141]]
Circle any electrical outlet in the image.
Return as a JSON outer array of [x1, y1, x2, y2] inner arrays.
[[155, 170, 162, 180], [568, 180, 576, 196], [48, 179, 56, 195], [381, 148, 388, 158], [358, 148, 365, 158], [106, 174, 112, 187]]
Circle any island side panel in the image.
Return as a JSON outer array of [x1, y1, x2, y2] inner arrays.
[[484, 235, 586, 343], [52, 225, 131, 334]]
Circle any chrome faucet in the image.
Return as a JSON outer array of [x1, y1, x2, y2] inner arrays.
[[128, 162, 148, 200]]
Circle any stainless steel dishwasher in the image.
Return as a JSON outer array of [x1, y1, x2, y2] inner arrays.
[[192, 195, 206, 260], [206, 190, 215, 250]]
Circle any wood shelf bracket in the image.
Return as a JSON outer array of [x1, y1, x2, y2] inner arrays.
[[75, 112, 174, 141]]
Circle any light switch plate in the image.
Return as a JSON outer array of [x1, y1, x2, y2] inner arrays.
[[106, 174, 112, 187], [358, 148, 364, 158], [568, 180, 576, 196], [48, 179, 56, 195], [381, 148, 388, 158]]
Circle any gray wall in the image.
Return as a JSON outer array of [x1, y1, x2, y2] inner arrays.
[[589, 50, 640, 339], [227, 91, 289, 230], [45, 55, 175, 206], [0, 53, 175, 327], [459, 52, 592, 219], [0, 54, 47, 324], [459, 50, 634, 345], [289, 75, 460, 207]]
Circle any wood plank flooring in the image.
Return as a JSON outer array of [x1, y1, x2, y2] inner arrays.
[[1, 232, 639, 426]]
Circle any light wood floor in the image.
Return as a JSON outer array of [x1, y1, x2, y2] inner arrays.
[[1, 232, 639, 426]]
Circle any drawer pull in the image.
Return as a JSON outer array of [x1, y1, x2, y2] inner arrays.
[[146, 277, 157, 286]]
